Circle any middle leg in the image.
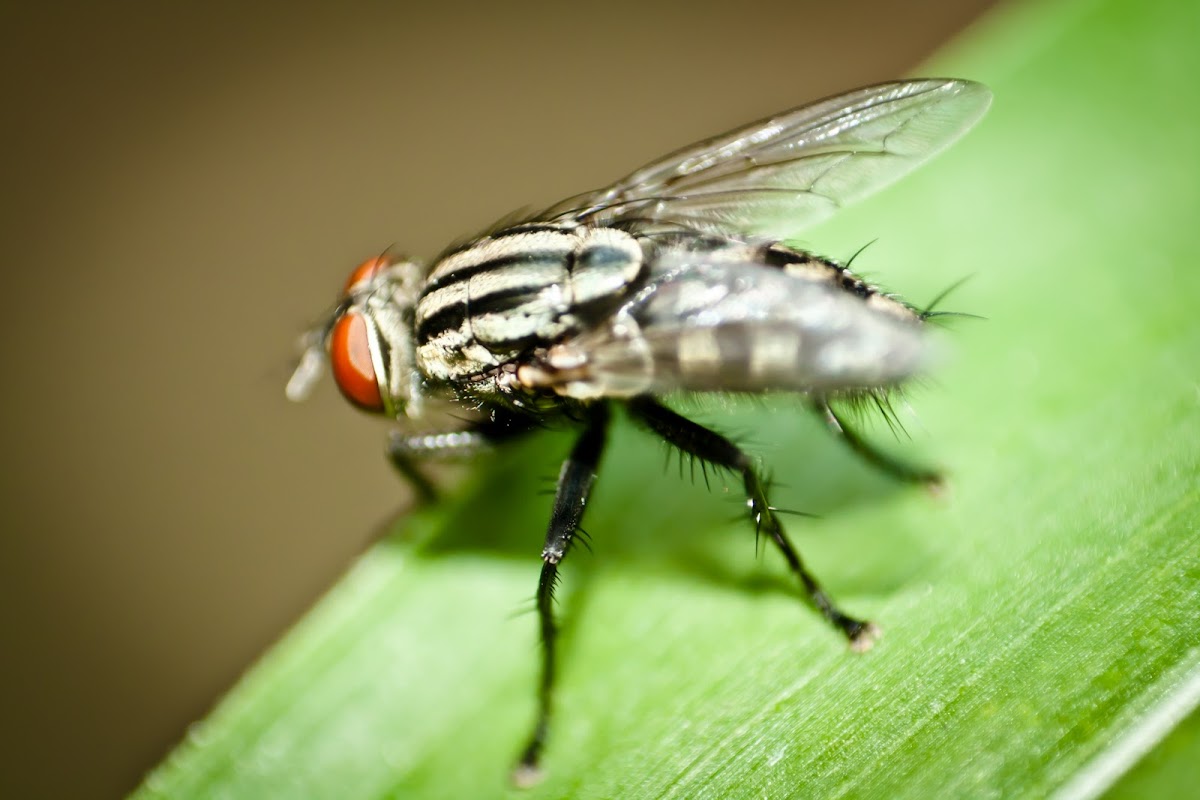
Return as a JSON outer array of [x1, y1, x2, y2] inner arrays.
[[627, 396, 878, 651], [513, 402, 610, 785]]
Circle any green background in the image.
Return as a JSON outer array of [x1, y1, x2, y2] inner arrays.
[[134, 0, 1200, 797]]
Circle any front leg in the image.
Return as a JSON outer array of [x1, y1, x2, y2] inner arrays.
[[386, 413, 538, 503], [512, 403, 610, 786]]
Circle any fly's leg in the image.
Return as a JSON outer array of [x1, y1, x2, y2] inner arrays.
[[386, 414, 538, 504], [387, 429, 488, 503], [513, 403, 609, 786], [627, 397, 878, 651], [811, 399, 942, 488]]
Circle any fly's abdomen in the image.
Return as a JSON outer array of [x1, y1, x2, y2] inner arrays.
[[595, 320, 920, 394], [414, 223, 643, 381], [542, 252, 932, 399]]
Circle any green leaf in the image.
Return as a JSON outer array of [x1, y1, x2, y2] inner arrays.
[[134, 0, 1200, 797]]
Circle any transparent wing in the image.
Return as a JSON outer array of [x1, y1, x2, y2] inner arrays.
[[541, 251, 933, 399], [543, 79, 991, 241]]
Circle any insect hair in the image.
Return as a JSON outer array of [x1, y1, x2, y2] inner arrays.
[[919, 275, 984, 322]]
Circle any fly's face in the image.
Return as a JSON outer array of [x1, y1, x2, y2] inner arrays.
[[288, 254, 426, 419]]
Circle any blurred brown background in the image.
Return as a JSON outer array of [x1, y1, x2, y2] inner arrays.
[[0, 2, 996, 797]]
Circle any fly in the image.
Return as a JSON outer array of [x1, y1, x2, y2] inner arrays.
[[287, 78, 991, 784]]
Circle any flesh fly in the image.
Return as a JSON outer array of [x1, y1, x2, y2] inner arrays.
[[288, 78, 991, 783]]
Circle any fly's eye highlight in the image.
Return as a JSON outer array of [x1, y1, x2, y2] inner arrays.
[[329, 310, 384, 412], [343, 255, 391, 295]]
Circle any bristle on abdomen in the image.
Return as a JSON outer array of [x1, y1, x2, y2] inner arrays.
[[761, 243, 919, 323]]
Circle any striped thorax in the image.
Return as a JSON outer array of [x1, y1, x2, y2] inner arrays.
[[414, 221, 644, 383]]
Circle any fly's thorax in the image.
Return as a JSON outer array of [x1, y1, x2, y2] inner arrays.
[[413, 222, 645, 383]]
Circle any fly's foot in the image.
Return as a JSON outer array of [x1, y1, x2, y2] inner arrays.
[[510, 758, 545, 789], [924, 472, 950, 500], [847, 620, 882, 653]]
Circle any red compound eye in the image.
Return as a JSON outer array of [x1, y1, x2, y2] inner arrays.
[[329, 310, 384, 412], [343, 255, 390, 295]]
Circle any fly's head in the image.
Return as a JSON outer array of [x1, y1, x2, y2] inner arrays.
[[287, 253, 426, 419]]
